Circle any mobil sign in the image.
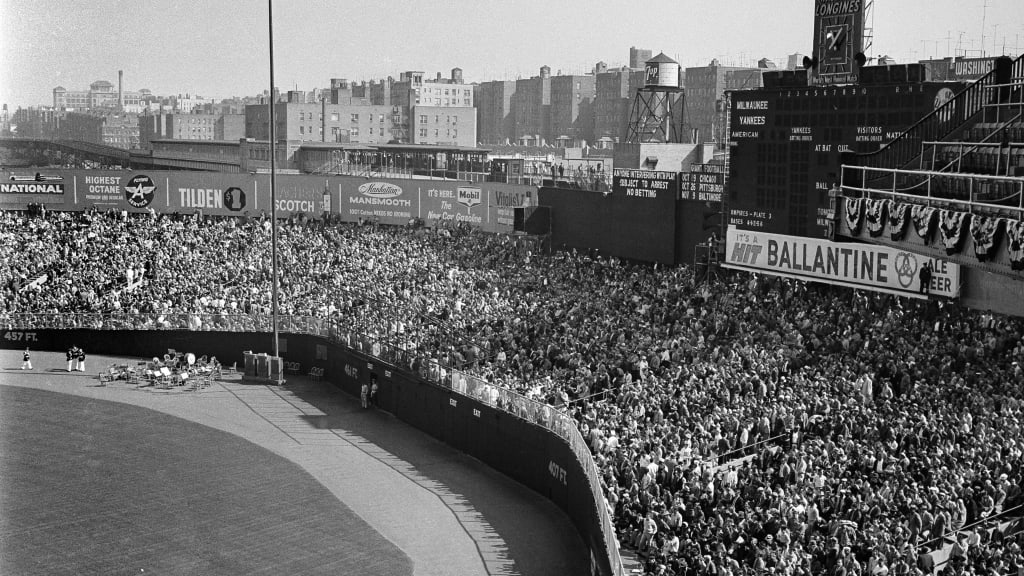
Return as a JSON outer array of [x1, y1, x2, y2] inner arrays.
[[422, 184, 485, 227]]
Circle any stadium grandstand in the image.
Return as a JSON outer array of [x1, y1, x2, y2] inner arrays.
[[3, 20, 1024, 576], [1, 201, 1022, 575]]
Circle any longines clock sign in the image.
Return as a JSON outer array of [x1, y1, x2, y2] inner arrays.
[[812, 0, 865, 85]]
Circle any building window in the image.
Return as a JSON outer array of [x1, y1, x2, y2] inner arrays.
[[351, 114, 359, 122], [419, 128, 427, 137], [379, 115, 384, 123], [419, 115, 427, 123], [299, 126, 305, 134], [369, 127, 374, 135], [351, 128, 359, 136], [331, 113, 338, 121]]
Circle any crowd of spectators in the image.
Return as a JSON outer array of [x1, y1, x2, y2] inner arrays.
[[2, 207, 1023, 576]]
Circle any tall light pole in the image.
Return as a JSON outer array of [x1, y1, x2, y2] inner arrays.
[[268, 0, 280, 360]]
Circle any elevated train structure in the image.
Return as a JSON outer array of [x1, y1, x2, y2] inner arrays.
[[0, 137, 498, 181]]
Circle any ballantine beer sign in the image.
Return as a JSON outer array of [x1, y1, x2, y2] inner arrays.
[[723, 226, 960, 297]]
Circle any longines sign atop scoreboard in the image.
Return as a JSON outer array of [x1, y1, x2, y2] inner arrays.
[[812, 0, 866, 85]]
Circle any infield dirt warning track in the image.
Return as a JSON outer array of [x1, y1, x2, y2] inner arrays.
[[0, 351, 589, 576]]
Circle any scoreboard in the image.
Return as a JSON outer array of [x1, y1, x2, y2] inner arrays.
[[728, 81, 966, 238]]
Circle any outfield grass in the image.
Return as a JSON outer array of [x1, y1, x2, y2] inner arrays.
[[0, 384, 413, 576]]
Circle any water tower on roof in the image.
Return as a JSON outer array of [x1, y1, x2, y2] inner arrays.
[[625, 52, 685, 143]]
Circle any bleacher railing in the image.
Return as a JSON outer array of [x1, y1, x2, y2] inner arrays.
[[0, 311, 626, 576], [839, 165, 1024, 217], [928, 503, 1024, 575], [852, 55, 1024, 172]]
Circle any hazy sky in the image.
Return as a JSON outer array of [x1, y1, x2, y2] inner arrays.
[[1, 0, 1022, 108]]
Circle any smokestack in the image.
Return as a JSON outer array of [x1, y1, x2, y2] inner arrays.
[[118, 70, 124, 109]]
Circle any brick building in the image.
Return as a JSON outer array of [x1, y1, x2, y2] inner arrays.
[[244, 101, 407, 145], [684, 60, 763, 147], [475, 80, 516, 145], [410, 106, 476, 147]]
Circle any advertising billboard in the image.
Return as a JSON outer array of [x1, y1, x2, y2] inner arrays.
[[722, 226, 961, 298], [334, 177, 532, 233], [812, 0, 866, 85], [1, 169, 530, 233]]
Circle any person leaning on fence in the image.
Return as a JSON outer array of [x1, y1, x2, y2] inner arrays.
[[370, 374, 379, 406], [360, 381, 369, 409]]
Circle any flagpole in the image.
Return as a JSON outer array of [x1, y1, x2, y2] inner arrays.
[[268, 0, 280, 361]]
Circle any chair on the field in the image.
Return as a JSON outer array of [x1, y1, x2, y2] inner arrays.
[[129, 361, 147, 386], [190, 369, 212, 391], [157, 366, 174, 388], [98, 364, 118, 385]]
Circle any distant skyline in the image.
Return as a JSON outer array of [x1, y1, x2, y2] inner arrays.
[[1, 0, 1022, 109]]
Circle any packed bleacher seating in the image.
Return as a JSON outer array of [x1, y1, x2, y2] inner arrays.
[[2, 207, 1022, 576]]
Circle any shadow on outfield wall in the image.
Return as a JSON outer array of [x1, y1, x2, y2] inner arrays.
[[0, 314, 624, 576]]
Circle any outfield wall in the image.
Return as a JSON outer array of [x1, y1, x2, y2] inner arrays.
[[0, 169, 534, 234], [0, 327, 620, 576]]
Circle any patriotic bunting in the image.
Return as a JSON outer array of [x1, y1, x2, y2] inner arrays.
[[845, 197, 864, 235], [911, 205, 938, 242], [969, 215, 1003, 261], [866, 202, 1023, 272], [939, 210, 971, 255], [1007, 219, 1024, 271], [888, 202, 910, 240], [866, 199, 888, 238]]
